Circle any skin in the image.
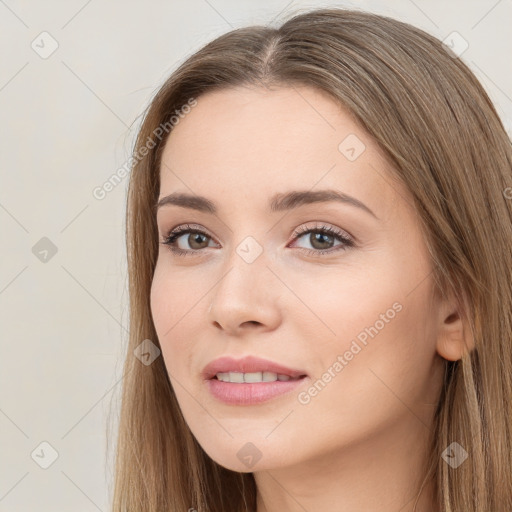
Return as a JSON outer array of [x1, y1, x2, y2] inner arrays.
[[150, 85, 473, 512]]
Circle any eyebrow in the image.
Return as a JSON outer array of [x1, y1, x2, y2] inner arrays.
[[155, 189, 377, 219]]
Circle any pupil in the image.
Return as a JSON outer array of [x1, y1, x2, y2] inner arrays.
[[312, 232, 332, 249], [190, 233, 207, 249]]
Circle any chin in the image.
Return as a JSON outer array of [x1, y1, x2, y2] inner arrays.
[[200, 439, 294, 473]]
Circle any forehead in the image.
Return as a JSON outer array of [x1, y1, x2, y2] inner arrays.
[[158, 85, 406, 217]]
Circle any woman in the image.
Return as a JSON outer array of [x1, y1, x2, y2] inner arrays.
[[111, 7, 512, 511]]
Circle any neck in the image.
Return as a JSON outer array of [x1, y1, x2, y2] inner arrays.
[[254, 412, 439, 512]]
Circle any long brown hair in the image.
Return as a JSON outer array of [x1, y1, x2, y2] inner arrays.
[[110, 8, 512, 511]]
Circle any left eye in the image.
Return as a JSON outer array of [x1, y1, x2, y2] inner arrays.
[[161, 222, 355, 257], [290, 226, 354, 254]]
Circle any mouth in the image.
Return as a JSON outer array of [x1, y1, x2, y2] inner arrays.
[[212, 371, 307, 383], [206, 370, 308, 405], [201, 355, 308, 381]]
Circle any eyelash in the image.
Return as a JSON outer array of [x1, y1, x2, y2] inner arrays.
[[160, 222, 355, 258]]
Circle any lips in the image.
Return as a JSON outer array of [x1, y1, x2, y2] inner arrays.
[[201, 355, 308, 381]]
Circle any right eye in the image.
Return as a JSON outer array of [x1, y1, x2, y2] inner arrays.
[[161, 224, 218, 256]]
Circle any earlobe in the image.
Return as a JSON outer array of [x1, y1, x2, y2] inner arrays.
[[436, 307, 475, 361]]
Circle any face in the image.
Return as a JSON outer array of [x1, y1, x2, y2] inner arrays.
[[150, 85, 446, 473]]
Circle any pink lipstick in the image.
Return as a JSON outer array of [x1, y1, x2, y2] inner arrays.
[[202, 355, 308, 405]]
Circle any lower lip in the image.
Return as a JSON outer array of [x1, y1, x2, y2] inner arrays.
[[205, 376, 308, 405]]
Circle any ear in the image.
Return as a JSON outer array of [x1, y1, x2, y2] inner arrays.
[[435, 290, 475, 361]]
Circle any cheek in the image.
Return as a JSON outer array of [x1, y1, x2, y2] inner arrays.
[[150, 262, 215, 385], [149, 264, 171, 338], [149, 265, 192, 374], [280, 251, 403, 348], [150, 261, 201, 333], [298, 273, 438, 437], [291, 245, 437, 412]]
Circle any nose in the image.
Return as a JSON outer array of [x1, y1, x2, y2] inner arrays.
[[207, 248, 282, 335]]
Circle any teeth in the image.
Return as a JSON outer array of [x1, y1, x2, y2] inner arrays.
[[215, 372, 298, 383]]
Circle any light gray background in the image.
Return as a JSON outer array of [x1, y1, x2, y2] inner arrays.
[[1, 1, 511, 510]]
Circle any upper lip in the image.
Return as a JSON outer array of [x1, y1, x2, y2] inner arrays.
[[201, 355, 308, 380]]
